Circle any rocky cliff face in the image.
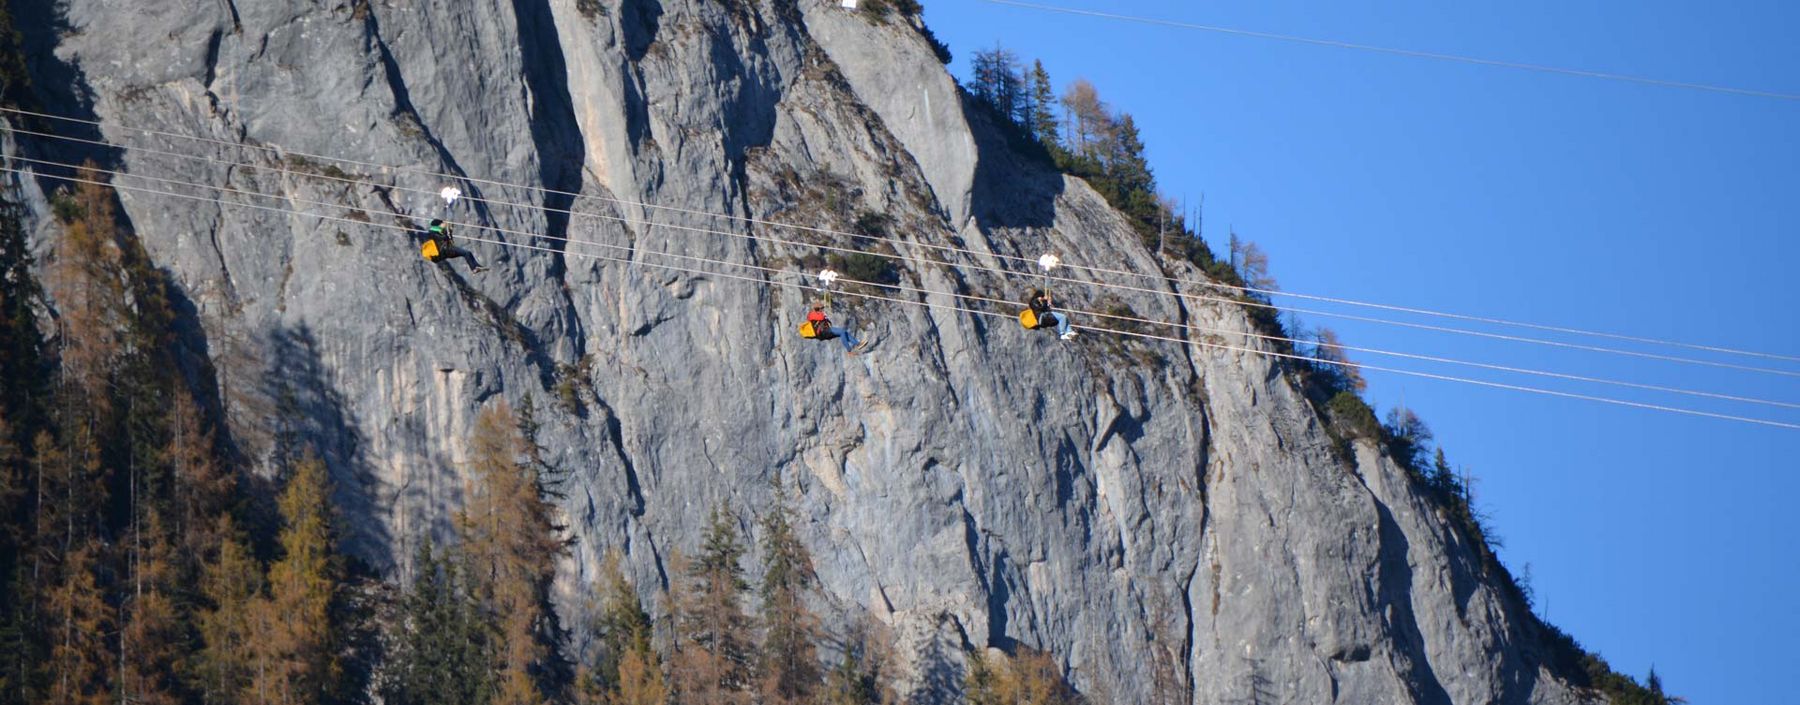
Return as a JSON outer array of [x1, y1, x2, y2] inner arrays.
[[7, 0, 1596, 702]]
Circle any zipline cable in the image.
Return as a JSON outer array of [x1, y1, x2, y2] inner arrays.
[[13, 126, 1800, 380], [978, 0, 1800, 102], [9, 106, 1798, 367], [7, 161, 1799, 431], [11, 128, 1800, 383], [24, 152, 1800, 409], [16, 147, 1800, 401], [1196, 279, 1800, 364]]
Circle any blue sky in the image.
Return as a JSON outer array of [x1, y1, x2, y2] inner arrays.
[[920, 1, 1799, 702]]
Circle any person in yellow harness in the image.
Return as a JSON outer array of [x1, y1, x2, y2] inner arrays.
[[421, 219, 487, 274], [1026, 289, 1076, 340], [805, 303, 868, 355]]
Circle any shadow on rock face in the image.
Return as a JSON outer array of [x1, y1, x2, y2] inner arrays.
[[963, 95, 1064, 231], [1374, 499, 1455, 705], [8, 0, 123, 182], [511, 0, 586, 257], [908, 614, 968, 705], [263, 323, 391, 568], [620, 0, 665, 64]]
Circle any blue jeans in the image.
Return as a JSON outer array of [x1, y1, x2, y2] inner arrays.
[[442, 245, 482, 270], [829, 326, 860, 352], [1045, 312, 1072, 336]]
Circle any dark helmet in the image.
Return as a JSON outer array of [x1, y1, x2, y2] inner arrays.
[[428, 219, 447, 235]]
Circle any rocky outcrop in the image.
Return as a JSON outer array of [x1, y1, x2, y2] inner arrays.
[[6, 0, 1597, 702]]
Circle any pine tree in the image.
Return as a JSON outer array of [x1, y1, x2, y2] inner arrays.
[[612, 644, 668, 705], [822, 618, 895, 705], [32, 425, 104, 563], [0, 179, 38, 702], [1106, 114, 1154, 203], [382, 537, 493, 705], [32, 424, 110, 703], [1000, 51, 1027, 128], [589, 551, 653, 690], [42, 541, 110, 705], [0, 185, 44, 441], [115, 225, 180, 530], [514, 395, 556, 484], [1006, 649, 1078, 705], [670, 505, 753, 705], [1643, 666, 1686, 704], [1429, 449, 1454, 495], [1028, 60, 1060, 149], [1, 169, 237, 705], [824, 652, 876, 705], [579, 550, 666, 705], [1384, 407, 1434, 471], [48, 172, 128, 428], [36, 172, 122, 586], [33, 178, 123, 705], [166, 390, 232, 563], [115, 265, 190, 705], [195, 517, 259, 705], [757, 492, 819, 704], [965, 649, 1077, 705], [970, 45, 1025, 127], [0, 555, 27, 705], [969, 48, 1002, 111], [0, 414, 25, 705], [119, 510, 183, 705], [0, 5, 33, 110], [963, 650, 1000, 705], [247, 453, 341, 704], [460, 401, 567, 705]]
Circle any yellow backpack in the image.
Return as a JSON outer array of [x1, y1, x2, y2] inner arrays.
[[799, 320, 838, 340], [420, 238, 443, 262], [1019, 308, 1041, 330]]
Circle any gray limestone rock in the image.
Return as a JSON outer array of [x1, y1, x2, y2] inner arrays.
[[5, 0, 1602, 702]]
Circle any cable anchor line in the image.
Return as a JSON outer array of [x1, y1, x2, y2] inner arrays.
[[6, 160, 1798, 432], [10, 139, 1800, 385], [7, 107, 1799, 367], [14, 148, 1800, 400]]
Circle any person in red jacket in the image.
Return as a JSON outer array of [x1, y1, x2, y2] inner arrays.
[[808, 303, 868, 355]]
